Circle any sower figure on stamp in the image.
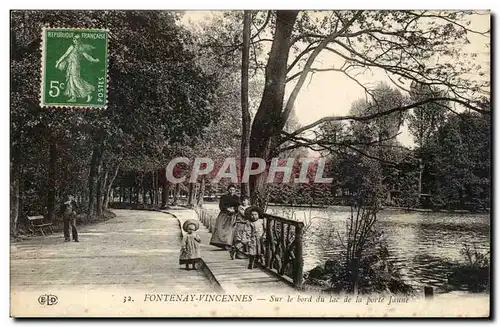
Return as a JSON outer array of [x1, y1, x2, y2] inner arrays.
[[62, 195, 79, 242], [55, 34, 99, 103], [179, 219, 201, 270]]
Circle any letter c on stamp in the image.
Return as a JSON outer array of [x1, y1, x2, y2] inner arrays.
[[40, 27, 109, 109]]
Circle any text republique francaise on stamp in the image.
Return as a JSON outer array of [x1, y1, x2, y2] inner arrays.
[[40, 28, 108, 108]]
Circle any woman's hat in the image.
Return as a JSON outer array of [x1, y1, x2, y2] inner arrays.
[[182, 219, 200, 232], [244, 206, 264, 221]]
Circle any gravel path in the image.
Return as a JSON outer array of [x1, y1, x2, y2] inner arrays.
[[11, 209, 215, 293]]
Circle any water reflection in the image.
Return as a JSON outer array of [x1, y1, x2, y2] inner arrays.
[[267, 207, 490, 293]]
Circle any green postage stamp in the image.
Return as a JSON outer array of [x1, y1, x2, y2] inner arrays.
[[40, 27, 109, 108]]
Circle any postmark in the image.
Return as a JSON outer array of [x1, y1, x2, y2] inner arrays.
[[40, 27, 108, 108]]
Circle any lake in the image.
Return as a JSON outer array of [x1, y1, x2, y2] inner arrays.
[[203, 203, 490, 293], [266, 205, 491, 293]]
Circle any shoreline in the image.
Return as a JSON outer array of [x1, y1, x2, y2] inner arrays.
[[265, 203, 490, 214]]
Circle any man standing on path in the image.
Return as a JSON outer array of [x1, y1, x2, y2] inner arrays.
[[63, 195, 79, 242]]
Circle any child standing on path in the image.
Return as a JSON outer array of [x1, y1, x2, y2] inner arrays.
[[245, 206, 265, 269], [179, 219, 201, 270], [230, 196, 251, 259]]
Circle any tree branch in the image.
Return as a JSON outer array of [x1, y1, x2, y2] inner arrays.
[[252, 11, 272, 39], [321, 40, 488, 108], [218, 11, 272, 56], [279, 97, 489, 147], [286, 41, 321, 74], [407, 11, 490, 37], [281, 11, 365, 129]]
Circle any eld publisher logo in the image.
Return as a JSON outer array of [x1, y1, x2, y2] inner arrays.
[[38, 294, 58, 306]]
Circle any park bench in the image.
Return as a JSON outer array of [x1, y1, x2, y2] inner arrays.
[[27, 215, 53, 236]]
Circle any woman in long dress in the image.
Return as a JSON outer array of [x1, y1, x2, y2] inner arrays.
[[209, 184, 239, 249], [55, 34, 99, 103]]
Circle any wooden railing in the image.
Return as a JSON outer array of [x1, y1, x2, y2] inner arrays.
[[195, 207, 304, 289], [196, 208, 219, 234]]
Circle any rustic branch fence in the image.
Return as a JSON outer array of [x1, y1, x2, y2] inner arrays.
[[195, 207, 304, 289]]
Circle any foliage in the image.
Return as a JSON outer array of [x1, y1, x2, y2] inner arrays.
[[316, 84, 414, 207], [266, 158, 334, 206], [11, 10, 219, 231], [408, 83, 448, 148], [459, 244, 490, 269], [189, 10, 489, 206], [448, 244, 489, 292], [305, 198, 413, 294], [271, 205, 324, 236], [420, 112, 490, 211]]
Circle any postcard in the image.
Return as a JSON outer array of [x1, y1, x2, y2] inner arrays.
[[10, 9, 490, 318]]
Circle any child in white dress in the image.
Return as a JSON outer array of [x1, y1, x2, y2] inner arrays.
[[179, 219, 201, 270]]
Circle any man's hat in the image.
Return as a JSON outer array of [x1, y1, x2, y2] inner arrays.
[[244, 206, 264, 221], [182, 219, 200, 232]]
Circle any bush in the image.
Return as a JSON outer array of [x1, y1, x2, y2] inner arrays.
[[305, 241, 413, 294], [304, 198, 413, 295], [448, 244, 489, 292]]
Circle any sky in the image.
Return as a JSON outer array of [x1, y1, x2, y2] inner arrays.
[[181, 11, 490, 148]]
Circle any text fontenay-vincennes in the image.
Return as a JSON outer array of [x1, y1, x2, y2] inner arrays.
[[144, 294, 253, 302]]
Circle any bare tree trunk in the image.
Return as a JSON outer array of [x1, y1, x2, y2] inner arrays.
[[142, 172, 147, 204], [109, 189, 114, 205], [187, 183, 192, 206], [240, 10, 252, 197], [149, 170, 155, 205], [187, 182, 196, 206], [249, 11, 298, 206], [247, 11, 363, 206], [157, 174, 160, 205], [87, 149, 98, 220], [193, 183, 198, 205], [99, 166, 108, 214], [10, 136, 25, 235], [47, 134, 57, 222], [87, 142, 103, 221], [104, 163, 120, 209], [161, 182, 170, 207], [154, 170, 159, 205], [153, 170, 159, 205], [11, 171, 20, 236], [196, 177, 206, 207], [96, 167, 105, 219], [148, 189, 154, 205], [172, 183, 180, 205]]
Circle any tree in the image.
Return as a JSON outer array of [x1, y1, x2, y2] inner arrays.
[[207, 10, 489, 206], [240, 10, 252, 197], [11, 10, 219, 231], [421, 111, 490, 211], [408, 82, 447, 148]]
